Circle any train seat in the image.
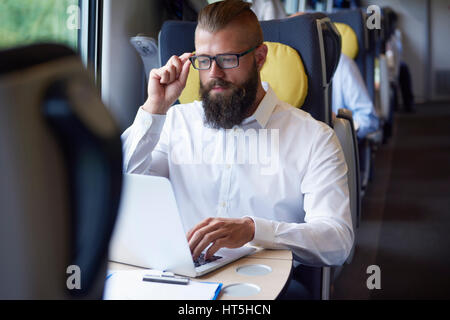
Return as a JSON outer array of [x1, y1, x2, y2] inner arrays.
[[0, 44, 123, 299]]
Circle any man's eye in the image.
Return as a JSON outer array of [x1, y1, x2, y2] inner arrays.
[[220, 56, 235, 63], [197, 58, 210, 65]]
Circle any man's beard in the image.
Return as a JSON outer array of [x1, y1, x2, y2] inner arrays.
[[200, 64, 259, 129]]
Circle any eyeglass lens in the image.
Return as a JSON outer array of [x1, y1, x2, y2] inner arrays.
[[193, 55, 238, 69]]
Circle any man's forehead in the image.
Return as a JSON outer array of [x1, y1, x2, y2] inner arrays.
[[195, 26, 251, 53]]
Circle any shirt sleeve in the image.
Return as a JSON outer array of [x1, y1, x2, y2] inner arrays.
[[121, 107, 169, 177], [248, 124, 354, 267], [332, 54, 379, 139]]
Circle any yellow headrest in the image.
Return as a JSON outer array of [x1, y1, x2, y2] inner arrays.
[[260, 42, 308, 108], [179, 63, 200, 105], [334, 22, 359, 60], [179, 41, 308, 108]]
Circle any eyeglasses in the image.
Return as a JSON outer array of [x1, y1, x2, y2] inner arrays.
[[189, 46, 258, 70]]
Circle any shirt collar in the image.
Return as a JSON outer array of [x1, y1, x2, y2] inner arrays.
[[241, 82, 278, 128]]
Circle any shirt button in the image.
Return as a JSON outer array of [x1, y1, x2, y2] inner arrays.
[[226, 164, 231, 169], [221, 202, 226, 207]]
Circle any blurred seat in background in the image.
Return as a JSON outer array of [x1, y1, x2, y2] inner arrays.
[[0, 44, 123, 299]]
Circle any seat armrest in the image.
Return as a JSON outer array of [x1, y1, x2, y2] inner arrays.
[[337, 108, 354, 123], [333, 110, 361, 262]]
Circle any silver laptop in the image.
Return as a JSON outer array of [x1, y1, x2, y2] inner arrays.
[[109, 173, 256, 277]]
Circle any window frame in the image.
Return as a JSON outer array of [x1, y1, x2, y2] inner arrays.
[[79, 0, 103, 87]]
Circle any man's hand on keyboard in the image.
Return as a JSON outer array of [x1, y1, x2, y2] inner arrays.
[[187, 217, 255, 261]]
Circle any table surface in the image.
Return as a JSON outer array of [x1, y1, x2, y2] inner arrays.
[[108, 248, 293, 300]]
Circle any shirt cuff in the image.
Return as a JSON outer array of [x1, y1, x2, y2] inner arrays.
[[353, 119, 360, 132], [246, 216, 276, 247], [134, 107, 166, 134]]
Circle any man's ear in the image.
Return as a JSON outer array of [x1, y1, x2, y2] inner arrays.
[[255, 43, 268, 71]]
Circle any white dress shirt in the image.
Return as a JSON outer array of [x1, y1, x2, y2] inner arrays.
[[332, 53, 380, 139], [121, 83, 354, 267]]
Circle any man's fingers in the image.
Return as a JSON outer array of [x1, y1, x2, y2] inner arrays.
[[153, 53, 192, 87], [191, 229, 226, 260], [187, 218, 212, 242], [178, 58, 191, 87], [177, 52, 193, 86], [205, 239, 226, 260], [187, 217, 254, 261], [188, 221, 223, 255], [157, 68, 167, 84], [159, 65, 176, 84], [168, 53, 192, 78], [149, 68, 161, 81], [179, 52, 194, 62], [168, 55, 182, 79], [148, 69, 162, 91], [168, 65, 177, 83]]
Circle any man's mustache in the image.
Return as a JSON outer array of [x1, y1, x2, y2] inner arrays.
[[202, 78, 245, 95], [204, 78, 232, 90]]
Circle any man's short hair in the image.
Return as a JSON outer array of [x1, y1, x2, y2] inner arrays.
[[197, 0, 263, 46]]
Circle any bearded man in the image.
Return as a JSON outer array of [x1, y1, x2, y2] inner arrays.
[[121, 0, 353, 299]]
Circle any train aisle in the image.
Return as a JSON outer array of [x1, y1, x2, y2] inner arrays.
[[332, 101, 450, 299]]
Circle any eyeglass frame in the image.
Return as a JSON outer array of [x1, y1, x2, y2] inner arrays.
[[189, 45, 259, 70]]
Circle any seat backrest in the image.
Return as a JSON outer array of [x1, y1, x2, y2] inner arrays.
[[364, 16, 376, 102], [260, 13, 341, 125], [159, 13, 341, 126], [328, 9, 367, 82], [374, 9, 388, 57], [334, 15, 376, 104], [382, 7, 397, 42], [334, 22, 359, 60], [0, 44, 122, 299], [318, 17, 343, 125]]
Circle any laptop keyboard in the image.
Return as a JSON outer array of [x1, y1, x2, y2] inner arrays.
[[194, 253, 222, 268]]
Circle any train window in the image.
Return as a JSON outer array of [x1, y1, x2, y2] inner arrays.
[[0, 0, 79, 50]]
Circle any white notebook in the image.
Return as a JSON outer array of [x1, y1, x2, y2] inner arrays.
[[103, 270, 222, 300]]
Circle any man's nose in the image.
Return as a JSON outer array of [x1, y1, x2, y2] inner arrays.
[[209, 59, 225, 78]]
